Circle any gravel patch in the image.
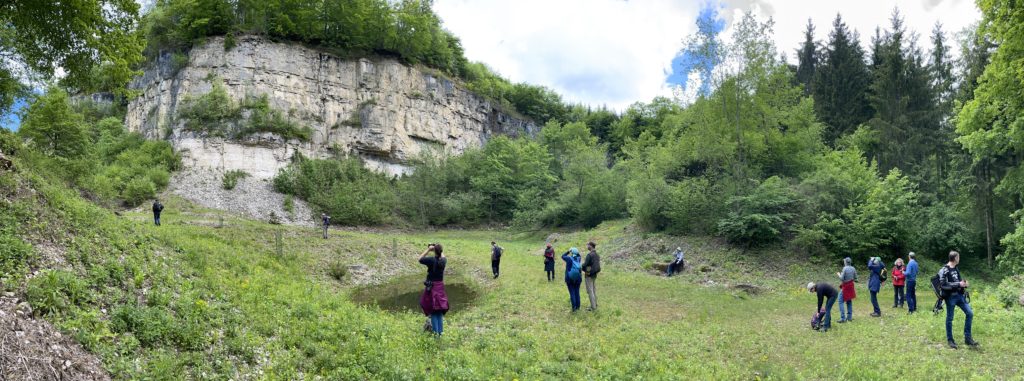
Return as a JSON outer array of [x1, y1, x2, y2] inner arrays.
[[167, 169, 315, 226], [0, 295, 110, 381]]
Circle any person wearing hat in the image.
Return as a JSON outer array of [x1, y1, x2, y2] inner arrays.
[[543, 243, 556, 282], [837, 257, 857, 322], [808, 282, 838, 332], [667, 247, 685, 277], [867, 256, 886, 317]]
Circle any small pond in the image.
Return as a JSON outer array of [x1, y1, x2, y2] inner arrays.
[[350, 274, 480, 315]]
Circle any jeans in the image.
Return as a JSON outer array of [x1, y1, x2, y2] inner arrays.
[[322, 225, 328, 239], [585, 276, 598, 310], [822, 295, 837, 329], [491, 259, 500, 277], [870, 291, 881, 314], [893, 285, 905, 307], [566, 279, 582, 311], [838, 291, 852, 321], [906, 280, 917, 312], [429, 312, 444, 335], [945, 294, 973, 342], [154, 215, 161, 226]]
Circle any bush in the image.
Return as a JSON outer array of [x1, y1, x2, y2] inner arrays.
[[995, 275, 1024, 309], [0, 234, 33, 279], [122, 177, 157, 206], [717, 176, 799, 246], [26, 270, 90, 316], [327, 262, 347, 281], [274, 155, 395, 225], [222, 169, 249, 190]]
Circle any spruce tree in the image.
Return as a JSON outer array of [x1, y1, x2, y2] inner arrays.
[[812, 14, 871, 145], [795, 19, 818, 96]]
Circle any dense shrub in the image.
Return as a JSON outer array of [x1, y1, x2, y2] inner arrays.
[[222, 169, 249, 190], [995, 275, 1024, 309], [274, 155, 395, 225], [177, 82, 313, 141], [717, 176, 800, 245]]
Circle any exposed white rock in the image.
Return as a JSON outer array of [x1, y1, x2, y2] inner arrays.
[[126, 35, 537, 179]]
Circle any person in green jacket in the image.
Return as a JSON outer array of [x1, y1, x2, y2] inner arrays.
[[582, 241, 601, 311]]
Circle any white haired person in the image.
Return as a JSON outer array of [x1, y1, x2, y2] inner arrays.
[[808, 282, 839, 332]]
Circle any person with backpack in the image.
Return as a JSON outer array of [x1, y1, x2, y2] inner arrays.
[[939, 251, 978, 349], [891, 258, 906, 308], [321, 213, 330, 239], [419, 243, 449, 335], [582, 242, 601, 311], [152, 199, 164, 226], [667, 247, 685, 277], [543, 243, 556, 282], [837, 257, 857, 323], [562, 247, 583, 312], [905, 252, 919, 314], [490, 241, 503, 279], [867, 257, 886, 317], [808, 282, 838, 332]]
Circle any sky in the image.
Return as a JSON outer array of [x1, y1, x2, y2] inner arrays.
[[433, 0, 982, 110]]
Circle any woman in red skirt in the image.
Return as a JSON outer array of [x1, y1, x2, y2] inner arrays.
[[419, 243, 449, 335]]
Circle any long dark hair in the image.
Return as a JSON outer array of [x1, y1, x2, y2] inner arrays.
[[433, 243, 444, 258]]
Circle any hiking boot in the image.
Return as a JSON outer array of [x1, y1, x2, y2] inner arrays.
[[870, 312, 881, 317], [966, 338, 979, 347], [948, 340, 959, 349], [837, 319, 846, 324]]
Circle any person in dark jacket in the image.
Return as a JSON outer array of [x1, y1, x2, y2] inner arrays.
[[808, 282, 838, 332], [152, 199, 164, 226], [419, 243, 448, 335], [939, 251, 977, 349], [543, 243, 555, 282], [321, 213, 330, 239], [562, 247, 583, 311], [582, 242, 601, 311], [867, 257, 886, 317], [490, 241, 502, 279]]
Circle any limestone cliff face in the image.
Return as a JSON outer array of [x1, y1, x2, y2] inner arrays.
[[125, 35, 537, 178]]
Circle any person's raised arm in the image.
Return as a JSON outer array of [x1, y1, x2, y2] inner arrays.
[[420, 245, 433, 259]]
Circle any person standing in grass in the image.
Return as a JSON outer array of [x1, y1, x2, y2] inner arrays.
[[419, 243, 449, 335], [808, 282, 838, 332], [152, 199, 164, 226], [562, 247, 583, 312], [891, 258, 906, 309], [867, 257, 886, 317], [544, 243, 556, 282], [667, 247, 685, 277], [490, 241, 503, 279], [837, 257, 857, 323], [582, 242, 601, 311], [905, 252, 919, 314], [939, 251, 977, 349], [321, 213, 330, 239]]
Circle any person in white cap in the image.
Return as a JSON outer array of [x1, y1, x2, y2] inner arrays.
[[808, 282, 839, 332]]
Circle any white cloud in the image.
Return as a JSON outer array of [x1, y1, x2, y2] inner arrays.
[[433, 0, 980, 111]]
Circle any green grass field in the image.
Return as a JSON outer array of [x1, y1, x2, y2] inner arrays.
[[5, 177, 1022, 380], [76, 196, 1017, 380]]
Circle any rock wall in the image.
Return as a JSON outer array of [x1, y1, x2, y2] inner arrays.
[[126, 35, 537, 178]]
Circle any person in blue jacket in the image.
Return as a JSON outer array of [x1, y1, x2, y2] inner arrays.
[[905, 252, 920, 314], [867, 257, 886, 317], [562, 247, 583, 312]]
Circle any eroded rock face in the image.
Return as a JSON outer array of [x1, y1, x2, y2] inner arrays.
[[126, 35, 537, 178]]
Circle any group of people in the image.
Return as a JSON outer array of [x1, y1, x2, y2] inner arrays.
[[417, 240, 603, 335], [807, 250, 977, 349]]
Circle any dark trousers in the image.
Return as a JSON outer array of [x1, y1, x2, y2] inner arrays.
[[870, 291, 881, 314], [945, 294, 973, 342], [154, 214, 161, 226], [546, 269, 554, 281], [322, 225, 328, 239], [491, 259, 500, 277], [822, 295, 837, 329], [906, 280, 917, 312], [893, 285, 905, 307], [566, 279, 582, 311], [667, 261, 684, 276]]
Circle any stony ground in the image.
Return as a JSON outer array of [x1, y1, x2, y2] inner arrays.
[[167, 169, 314, 226], [0, 295, 110, 381]]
